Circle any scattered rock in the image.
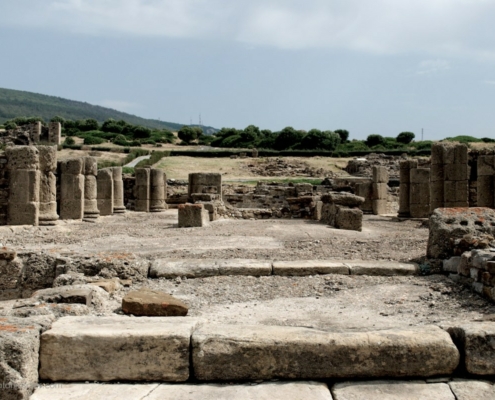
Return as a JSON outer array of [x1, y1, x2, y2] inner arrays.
[[122, 288, 188, 316]]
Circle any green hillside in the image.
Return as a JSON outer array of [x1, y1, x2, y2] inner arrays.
[[0, 87, 216, 132]]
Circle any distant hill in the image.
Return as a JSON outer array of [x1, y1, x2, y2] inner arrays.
[[0, 87, 218, 133]]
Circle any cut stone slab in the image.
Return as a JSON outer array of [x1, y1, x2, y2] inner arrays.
[[89, 278, 121, 293], [39, 316, 196, 382], [150, 259, 272, 278], [345, 260, 419, 276], [31, 382, 333, 400], [272, 260, 349, 276], [0, 317, 44, 400], [449, 380, 495, 400], [192, 324, 459, 381], [122, 288, 188, 316], [30, 383, 160, 400], [147, 382, 333, 400], [448, 322, 495, 375], [331, 381, 454, 400]]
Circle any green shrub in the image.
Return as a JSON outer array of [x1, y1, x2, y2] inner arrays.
[[83, 135, 106, 145], [365, 134, 385, 147], [444, 135, 482, 143], [397, 131, 415, 144], [122, 167, 134, 175], [64, 136, 75, 146]]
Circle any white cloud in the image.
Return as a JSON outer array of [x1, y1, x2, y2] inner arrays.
[[2, 0, 495, 59], [416, 59, 451, 75]]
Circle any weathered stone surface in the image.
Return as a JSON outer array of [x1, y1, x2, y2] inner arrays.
[[32, 285, 94, 306], [96, 168, 113, 216], [30, 383, 160, 400], [331, 381, 454, 400], [0, 251, 22, 290], [448, 322, 495, 375], [192, 324, 459, 381], [178, 203, 210, 227], [346, 260, 419, 276], [122, 289, 188, 316], [321, 192, 364, 207], [372, 166, 389, 183], [449, 380, 495, 400], [112, 167, 126, 213], [273, 260, 349, 276], [135, 168, 150, 212], [31, 382, 333, 400], [40, 316, 196, 382], [150, 259, 272, 278], [443, 256, 462, 273], [89, 278, 121, 293], [372, 199, 387, 215], [188, 173, 222, 199], [335, 207, 363, 231], [0, 317, 44, 400], [427, 208, 495, 259]]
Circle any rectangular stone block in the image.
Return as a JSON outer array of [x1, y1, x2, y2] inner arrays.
[[410, 184, 421, 204], [97, 169, 114, 216], [430, 181, 444, 204], [445, 164, 468, 181], [8, 202, 39, 226], [443, 257, 462, 273], [448, 322, 495, 375], [9, 169, 40, 203], [477, 175, 494, 208], [372, 183, 387, 200], [272, 260, 349, 276], [478, 155, 495, 176], [454, 144, 469, 165], [410, 168, 430, 184], [431, 143, 445, 165], [372, 199, 387, 215], [372, 166, 388, 183], [398, 183, 410, 216], [410, 203, 430, 218], [335, 207, 363, 231], [40, 316, 196, 382], [178, 203, 210, 228], [430, 163, 444, 182], [455, 181, 469, 203], [192, 324, 459, 381], [346, 260, 419, 276]]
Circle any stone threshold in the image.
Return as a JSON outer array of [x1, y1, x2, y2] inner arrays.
[[149, 259, 419, 279], [30, 380, 495, 400]]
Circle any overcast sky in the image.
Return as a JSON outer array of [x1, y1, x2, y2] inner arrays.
[[1, 0, 495, 140]]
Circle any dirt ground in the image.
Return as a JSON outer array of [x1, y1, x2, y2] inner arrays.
[[2, 211, 494, 332]]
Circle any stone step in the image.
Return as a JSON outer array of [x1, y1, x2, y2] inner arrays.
[[150, 258, 419, 279], [192, 324, 459, 381], [29, 380, 495, 400], [30, 382, 332, 400], [39, 316, 197, 382]]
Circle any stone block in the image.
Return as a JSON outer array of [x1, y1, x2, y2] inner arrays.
[[150, 168, 167, 212], [331, 381, 455, 400], [8, 202, 39, 226], [430, 180, 444, 204], [477, 176, 494, 208], [478, 155, 495, 176], [410, 167, 430, 184], [321, 192, 365, 207], [372, 183, 388, 200], [178, 203, 210, 228], [455, 144, 469, 165], [122, 289, 188, 316], [445, 164, 468, 181], [40, 316, 196, 382], [430, 163, 444, 182], [443, 257, 462, 273], [398, 183, 410, 217], [48, 122, 61, 145], [410, 204, 430, 219], [6, 146, 39, 170], [372, 166, 388, 183], [431, 143, 445, 165], [449, 380, 495, 400], [189, 173, 222, 198], [272, 260, 349, 276], [83, 156, 97, 176], [61, 158, 84, 175], [0, 317, 45, 400], [448, 322, 495, 375], [442, 143, 457, 165], [346, 260, 419, 276], [192, 324, 459, 380], [0, 256, 22, 290], [335, 207, 363, 231], [9, 169, 40, 203], [37, 145, 57, 172], [31, 384, 161, 400], [97, 169, 113, 216], [372, 199, 387, 215], [135, 168, 150, 212], [112, 167, 126, 213]]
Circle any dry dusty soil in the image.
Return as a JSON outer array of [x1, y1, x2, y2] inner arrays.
[[2, 211, 495, 332]]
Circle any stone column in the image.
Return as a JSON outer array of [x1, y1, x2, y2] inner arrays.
[[355, 182, 373, 213], [97, 168, 114, 216], [477, 154, 494, 207], [150, 168, 167, 212], [112, 167, 126, 213], [83, 157, 100, 220], [6, 146, 40, 225], [135, 168, 150, 212], [430, 143, 445, 213], [410, 167, 430, 218], [30, 122, 41, 143], [444, 143, 469, 208], [398, 160, 417, 218], [60, 158, 84, 220], [371, 166, 388, 215], [37, 146, 59, 225], [48, 122, 62, 145]]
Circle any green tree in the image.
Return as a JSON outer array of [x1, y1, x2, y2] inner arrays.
[[77, 118, 99, 131], [299, 129, 341, 150], [334, 129, 349, 143], [50, 116, 66, 125], [365, 134, 385, 148], [63, 136, 75, 146], [178, 126, 201, 144], [273, 126, 304, 150], [101, 119, 124, 134], [132, 126, 152, 139], [396, 131, 415, 144]]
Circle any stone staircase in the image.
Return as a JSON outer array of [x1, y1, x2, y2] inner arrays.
[[23, 316, 495, 399]]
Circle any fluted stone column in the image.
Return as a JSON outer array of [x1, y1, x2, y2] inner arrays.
[[150, 168, 167, 212], [97, 168, 114, 216], [112, 167, 126, 213], [48, 122, 61, 145], [60, 158, 84, 220], [135, 168, 150, 212], [83, 157, 100, 220], [37, 146, 59, 225], [6, 146, 40, 225]]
